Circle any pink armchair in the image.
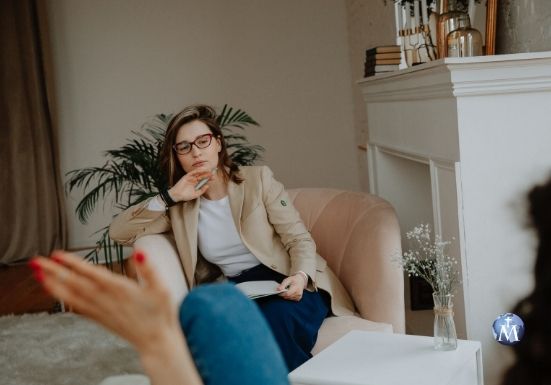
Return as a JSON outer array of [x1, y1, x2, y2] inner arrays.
[[134, 188, 405, 354]]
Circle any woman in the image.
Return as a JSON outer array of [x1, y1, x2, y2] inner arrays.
[[109, 104, 355, 371], [30, 250, 290, 385]]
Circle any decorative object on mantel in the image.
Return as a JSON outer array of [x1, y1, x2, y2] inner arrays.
[[394, 0, 438, 66], [446, 12, 483, 57], [391, 0, 497, 65], [399, 224, 460, 350], [364, 45, 401, 77], [436, 0, 470, 58]]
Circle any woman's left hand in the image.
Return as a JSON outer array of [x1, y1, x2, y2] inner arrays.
[[277, 274, 306, 301]]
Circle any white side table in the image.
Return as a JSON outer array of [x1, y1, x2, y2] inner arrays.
[[290, 331, 483, 385]]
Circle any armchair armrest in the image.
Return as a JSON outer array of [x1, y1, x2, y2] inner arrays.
[[133, 234, 188, 306]]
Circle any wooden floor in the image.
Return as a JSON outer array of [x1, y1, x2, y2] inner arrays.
[[0, 264, 58, 316]]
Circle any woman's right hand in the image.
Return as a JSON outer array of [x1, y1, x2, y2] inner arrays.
[[168, 168, 214, 203]]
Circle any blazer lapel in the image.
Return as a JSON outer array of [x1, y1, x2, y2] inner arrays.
[[228, 180, 244, 233]]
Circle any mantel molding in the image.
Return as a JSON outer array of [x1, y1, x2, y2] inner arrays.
[[358, 52, 551, 102]]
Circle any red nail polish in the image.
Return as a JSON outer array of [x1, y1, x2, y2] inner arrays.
[[51, 253, 63, 264], [134, 251, 146, 263], [34, 270, 45, 283], [28, 259, 41, 271]]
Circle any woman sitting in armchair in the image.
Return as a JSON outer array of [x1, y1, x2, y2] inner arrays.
[[108, 104, 354, 371]]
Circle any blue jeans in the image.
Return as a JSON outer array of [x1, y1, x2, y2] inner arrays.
[[179, 283, 290, 385]]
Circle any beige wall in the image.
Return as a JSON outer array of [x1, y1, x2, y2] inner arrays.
[[344, 1, 444, 338], [47, 0, 360, 248], [344, 0, 396, 192]]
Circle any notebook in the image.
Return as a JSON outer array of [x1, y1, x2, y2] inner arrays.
[[235, 280, 288, 299]]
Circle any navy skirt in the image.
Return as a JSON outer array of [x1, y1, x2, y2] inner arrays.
[[228, 264, 330, 371]]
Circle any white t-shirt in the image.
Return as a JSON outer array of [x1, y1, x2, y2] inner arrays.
[[197, 196, 260, 277], [147, 195, 260, 276]]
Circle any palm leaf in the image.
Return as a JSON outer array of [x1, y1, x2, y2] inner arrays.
[[218, 105, 259, 129]]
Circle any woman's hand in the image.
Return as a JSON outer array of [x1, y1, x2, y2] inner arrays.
[[30, 251, 179, 353], [168, 168, 214, 203], [277, 273, 307, 302], [29, 251, 203, 385]]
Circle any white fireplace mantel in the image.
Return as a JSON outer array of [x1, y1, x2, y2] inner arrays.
[[363, 51, 551, 101], [358, 52, 551, 385]]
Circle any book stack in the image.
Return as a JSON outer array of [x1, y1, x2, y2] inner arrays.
[[364, 45, 401, 77]]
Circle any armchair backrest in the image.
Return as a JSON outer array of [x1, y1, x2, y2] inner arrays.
[[287, 188, 405, 333]]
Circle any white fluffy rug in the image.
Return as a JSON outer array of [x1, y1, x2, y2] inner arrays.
[[0, 312, 144, 385]]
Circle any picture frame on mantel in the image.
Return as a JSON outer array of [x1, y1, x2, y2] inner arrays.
[[394, 0, 498, 62], [485, 0, 497, 55]]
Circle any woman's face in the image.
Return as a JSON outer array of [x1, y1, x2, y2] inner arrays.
[[174, 120, 222, 173]]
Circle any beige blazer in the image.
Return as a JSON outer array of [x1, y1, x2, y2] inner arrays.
[[109, 165, 354, 316]]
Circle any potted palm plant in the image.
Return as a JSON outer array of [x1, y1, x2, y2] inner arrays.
[[65, 105, 264, 269]]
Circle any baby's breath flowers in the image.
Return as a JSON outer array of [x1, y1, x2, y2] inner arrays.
[[401, 224, 460, 295]]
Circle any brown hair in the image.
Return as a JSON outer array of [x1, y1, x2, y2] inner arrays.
[[159, 104, 243, 187]]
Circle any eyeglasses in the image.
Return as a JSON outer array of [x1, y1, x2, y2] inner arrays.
[[173, 134, 214, 155]]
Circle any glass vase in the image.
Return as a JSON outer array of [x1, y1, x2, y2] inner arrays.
[[447, 13, 483, 57], [436, 0, 466, 58], [433, 292, 458, 350]]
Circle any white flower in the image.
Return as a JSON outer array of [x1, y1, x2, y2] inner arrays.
[[398, 224, 460, 295]]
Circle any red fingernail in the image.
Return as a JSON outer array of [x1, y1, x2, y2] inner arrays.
[[134, 251, 146, 264], [28, 259, 41, 272], [51, 253, 63, 264], [33, 270, 45, 283]]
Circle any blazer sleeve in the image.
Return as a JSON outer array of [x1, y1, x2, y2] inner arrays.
[[109, 198, 171, 245], [259, 166, 317, 284]]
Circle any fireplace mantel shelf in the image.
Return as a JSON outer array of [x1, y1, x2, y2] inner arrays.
[[358, 51, 551, 100]]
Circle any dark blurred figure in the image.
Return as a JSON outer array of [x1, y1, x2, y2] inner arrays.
[[502, 176, 551, 385]]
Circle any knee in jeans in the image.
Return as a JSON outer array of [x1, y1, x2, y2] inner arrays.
[[180, 283, 245, 322]]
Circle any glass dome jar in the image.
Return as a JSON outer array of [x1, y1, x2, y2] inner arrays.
[[436, 0, 466, 58], [447, 13, 483, 57]]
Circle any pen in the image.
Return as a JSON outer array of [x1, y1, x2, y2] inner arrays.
[[195, 168, 217, 191]]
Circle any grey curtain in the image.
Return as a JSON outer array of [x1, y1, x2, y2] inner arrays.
[[0, 0, 66, 264]]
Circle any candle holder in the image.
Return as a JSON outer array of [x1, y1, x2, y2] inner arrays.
[[395, 0, 438, 67], [420, 25, 437, 61]]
